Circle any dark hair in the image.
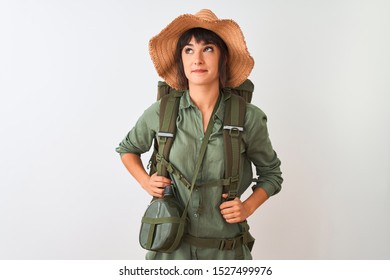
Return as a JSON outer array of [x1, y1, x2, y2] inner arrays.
[[175, 27, 228, 90]]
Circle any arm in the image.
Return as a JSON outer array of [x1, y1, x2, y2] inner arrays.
[[120, 153, 171, 198], [116, 101, 171, 197]]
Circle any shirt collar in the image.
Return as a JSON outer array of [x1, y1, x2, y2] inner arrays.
[[179, 90, 230, 122], [179, 90, 192, 110]]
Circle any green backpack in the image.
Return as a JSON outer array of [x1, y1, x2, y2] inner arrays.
[[141, 79, 256, 254]]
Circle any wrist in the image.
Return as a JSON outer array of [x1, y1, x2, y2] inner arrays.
[[242, 200, 255, 217], [243, 188, 269, 216], [139, 174, 151, 190]]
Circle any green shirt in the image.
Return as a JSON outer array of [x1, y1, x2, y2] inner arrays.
[[116, 90, 283, 259]]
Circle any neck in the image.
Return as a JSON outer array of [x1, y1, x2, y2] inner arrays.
[[188, 83, 220, 111]]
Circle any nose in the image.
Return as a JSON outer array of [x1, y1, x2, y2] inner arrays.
[[193, 51, 204, 65]]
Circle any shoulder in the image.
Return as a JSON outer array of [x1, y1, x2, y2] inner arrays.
[[141, 100, 161, 119], [133, 100, 161, 132], [245, 103, 267, 126], [242, 103, 271, 147]]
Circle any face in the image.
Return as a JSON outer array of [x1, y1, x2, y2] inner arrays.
[[181, 37, 221, 88]]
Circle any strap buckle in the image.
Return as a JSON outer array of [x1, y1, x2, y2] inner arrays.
[[157, 131, 174, 143], [219, 239, 236, 250], [223, 125, 243, 137]]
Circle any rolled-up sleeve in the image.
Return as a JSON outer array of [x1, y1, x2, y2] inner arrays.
[[244, 104, 283, 197], [115, 101, 160, 157]]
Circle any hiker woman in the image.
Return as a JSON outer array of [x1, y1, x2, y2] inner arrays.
[[116, 9, 283, 260]]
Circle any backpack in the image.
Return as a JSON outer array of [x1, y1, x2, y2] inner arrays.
[[145, 79, 256, 253]]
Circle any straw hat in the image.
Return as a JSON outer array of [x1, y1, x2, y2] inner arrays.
[[149, 9, 254, 90]]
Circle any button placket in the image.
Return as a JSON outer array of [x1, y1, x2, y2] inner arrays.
[[191, 186, 200, 219]]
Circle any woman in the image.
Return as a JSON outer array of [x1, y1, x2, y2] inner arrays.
[[116, 9, 283, 260]]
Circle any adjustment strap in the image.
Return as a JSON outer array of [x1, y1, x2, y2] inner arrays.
[[184, 234, 244, 250], [156, 154, 192, 189], [238, 220, 255, 251], [197, 176, 239, 189]]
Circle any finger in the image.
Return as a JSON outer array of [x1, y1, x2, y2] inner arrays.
[[222, 212, 236, 219], [224, 216, 235, 223], [223, 213, 241, 223], [152, 187, 164, 197], [221, 206, 241, 216], [220, 200, 239, 210], [156, 176, 172, 184], [151, 172, 172, 181], [223, 211, 245, 223], [220, 206, 232, 214], [150, 178, 171, 188], [220, 203, 235, 211], [152, 181, 170, 189], [225, 217, 241, 224], [219, 202, 229, 210], [151, 174, 172, 185]]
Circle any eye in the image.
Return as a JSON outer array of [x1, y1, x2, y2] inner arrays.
[[183, 47, 193, 54], [204, 46, 214, 52]]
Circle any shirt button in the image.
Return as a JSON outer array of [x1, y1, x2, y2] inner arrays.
[[194, 213, 199, 218], [199, 137, 203, 141]]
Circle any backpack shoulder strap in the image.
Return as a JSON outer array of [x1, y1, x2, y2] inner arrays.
[[223, 82, 256, 251], [222, 78, 254, 199], [156, 91, 183, 178], [157, 81, 173, 100], [148, 81, 182, 177], [228, 79, 254, 103], [223, 90, 247, 200]]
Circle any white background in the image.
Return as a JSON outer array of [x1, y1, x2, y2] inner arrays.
[[1, 0, 389, 260]]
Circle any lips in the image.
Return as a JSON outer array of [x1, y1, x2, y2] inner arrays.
[[192, 69, 207, 73]]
